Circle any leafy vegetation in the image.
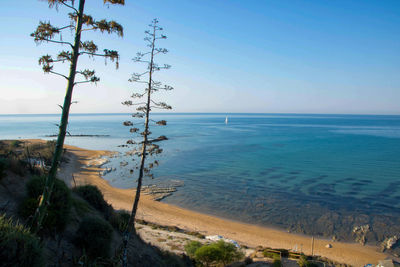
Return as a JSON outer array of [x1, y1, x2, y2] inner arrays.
[[74, 216, 114, 259], [0, 140, 59, 178], [19, 175, 71, 232], [24, 140, 56, 165], [298, 254, 320, 267], [273, 258, 282, 267], [10, 140, 22, 148], [184, 240, 203, 258], [109, 210, 130, 233], [74, 185, 132, 232], [263, 249, 281, 259], [185, 240, 244, 266], [0, 157, 7, 180], [0, 214, 44, 267], [74, 185, 110, 213]]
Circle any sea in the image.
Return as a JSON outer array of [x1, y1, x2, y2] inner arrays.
[[1, 113, 400, 243]]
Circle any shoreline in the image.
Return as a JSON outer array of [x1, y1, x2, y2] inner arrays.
[[54, 141, 389, 266]]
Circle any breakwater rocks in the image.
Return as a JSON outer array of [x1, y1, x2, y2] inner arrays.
[[142, 180, 184, 201]]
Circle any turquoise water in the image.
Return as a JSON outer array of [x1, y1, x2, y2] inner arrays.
[[1, 113, 400, 240]]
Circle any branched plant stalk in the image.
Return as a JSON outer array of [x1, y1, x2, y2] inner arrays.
[[30, 0, 124, 233], [122, 19, 172, 266]]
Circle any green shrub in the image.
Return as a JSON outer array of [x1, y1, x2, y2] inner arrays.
[[273, 259, 282, 267], [109, 210, 130, 232], [0, 214, 44, 266], [73, 185, 111, 215], [194, 240, 243, 266], [194, 243, 222, 266], [74, 216, 113, 259], [71, 197, 92, 216], [184, 240, 202, 258], [273, 254, 281, 260], [0, 157, 8, 179], [244, 256, 253, 265], [19, 176, 71, 232], [187, 231, 205, 239], [10, 140, 22, 148], [216, 240, 244, 265], [263, 250, 280, 259], [7, 158, 26, 176], [298, 255, 309, 267], [160, 250, 192, 267], [19, 198, 40, 218]]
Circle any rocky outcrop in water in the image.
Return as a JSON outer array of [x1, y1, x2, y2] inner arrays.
[[142, 185, 176, 201], [86, 157, 109, 167], [142, 180, 184, 201], [102, 167, 116, 175], [120, 161, 128, 167]]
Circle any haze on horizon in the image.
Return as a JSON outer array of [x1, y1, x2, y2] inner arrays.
[[0, 0, 399, 115]]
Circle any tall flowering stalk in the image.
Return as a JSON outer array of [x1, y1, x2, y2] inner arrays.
[[122, 19, 173, 266], [30, 0, 124, 233]]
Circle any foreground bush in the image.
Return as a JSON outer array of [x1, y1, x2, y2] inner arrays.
[[74, 185, 111, 214], [188, 240, 244, 266], [0, 157, 7, 180], [273, 258, 282, 267], [74, 216, 113, 259], [19, 176, 71, 232], [263, 250, 281, 259], [109, 210, 130, 233], [0, 214, 44, 266], [184, 240, 202, 258], [298, 254, 319, 267]]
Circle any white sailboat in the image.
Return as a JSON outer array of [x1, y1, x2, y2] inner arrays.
[[225, 116, 228, 124]]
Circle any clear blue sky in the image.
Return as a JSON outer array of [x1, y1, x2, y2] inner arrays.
[[1, 0, 399, 114]]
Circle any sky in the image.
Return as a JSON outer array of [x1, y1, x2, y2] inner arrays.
[[0, 0, 399, 115]]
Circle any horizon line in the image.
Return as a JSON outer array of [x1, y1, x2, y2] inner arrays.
[[0, 112, 399, 116]]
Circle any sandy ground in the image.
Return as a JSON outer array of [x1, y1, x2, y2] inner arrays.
[[56, 142, 389, 266]]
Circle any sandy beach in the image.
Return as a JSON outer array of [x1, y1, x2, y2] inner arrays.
[[54, 141, 389, 266]]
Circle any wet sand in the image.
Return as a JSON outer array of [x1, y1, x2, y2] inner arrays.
[[55, 142, 388, 266]]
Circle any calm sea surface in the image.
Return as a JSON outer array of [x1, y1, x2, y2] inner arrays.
[[1, 113, 400, 240]]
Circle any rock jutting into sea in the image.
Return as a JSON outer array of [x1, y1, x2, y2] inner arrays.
[[142, 180, 184, 201], [102, 167, 116, 176], [86, 157, 110, 168]]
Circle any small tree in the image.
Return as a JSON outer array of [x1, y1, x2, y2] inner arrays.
[[121, 19, 172, 266], [184, 241, 203, 258], [30, 0, 124, 233], [194, 241, 244, 267]]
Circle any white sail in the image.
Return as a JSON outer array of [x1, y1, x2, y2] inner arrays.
[[225, 116, 228, 124]]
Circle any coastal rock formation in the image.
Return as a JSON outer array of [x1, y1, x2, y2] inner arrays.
[[102, 167, 116, 176], [352, 224, 370, 245], [142, 180, 184, 201], [381, 235, 399, 251], [120, 161, 128, 167], [142, 185, 176, 201], [86, 157, 109, 168]]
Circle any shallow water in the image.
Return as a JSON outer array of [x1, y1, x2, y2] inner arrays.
[[1, 113, 400, 242]]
